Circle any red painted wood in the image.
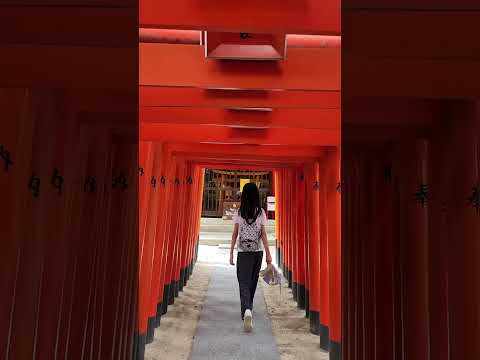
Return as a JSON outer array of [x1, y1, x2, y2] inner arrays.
[[327, 148, 341, 344], [139, 142, 154, 335], [149, 143, 168, 319], [447, 102, 480, 360], [318, 156, 330, 334], [140, 44, 340, 92], [296, 167, 306, 287], [141, 123, 340, 146], [140, 0, 340, 35], [140, 86, 340, 109], [140, 107, 340, 130], [140, 144, 163, 333], [308, 161, 321, 316]]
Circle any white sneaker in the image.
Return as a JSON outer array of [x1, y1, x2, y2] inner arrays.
[[244, 309, 253, 332]]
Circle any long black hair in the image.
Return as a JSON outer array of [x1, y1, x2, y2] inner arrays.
[[239, 182, 262, 224]]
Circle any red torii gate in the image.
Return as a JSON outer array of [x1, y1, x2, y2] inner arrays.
[[138, 12, 342, 356]]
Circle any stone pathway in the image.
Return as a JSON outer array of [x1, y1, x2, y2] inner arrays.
[[189, 247, 281, 360]]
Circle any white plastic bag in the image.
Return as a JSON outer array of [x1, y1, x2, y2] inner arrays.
[[260, 264, 282, 295]]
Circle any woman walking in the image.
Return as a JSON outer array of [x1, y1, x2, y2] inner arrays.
[[229, 182, 272, 332]]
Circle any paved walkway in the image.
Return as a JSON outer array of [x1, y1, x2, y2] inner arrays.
[[189, 247, 281, 360]]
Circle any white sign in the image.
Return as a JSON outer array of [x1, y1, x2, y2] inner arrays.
[[267, 196, 275, 211]]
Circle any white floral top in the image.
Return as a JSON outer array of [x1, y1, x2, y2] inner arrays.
[[233, 209, 267, 252]]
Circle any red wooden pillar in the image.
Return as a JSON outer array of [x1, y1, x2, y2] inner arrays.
[[448, 101, 480, 360], [171, 157, 182, 298], [279, 170, 285, 275], [169, 160, 179, 300], [0, 90, 138, 359], [28, 95, 70, 360], [6, 91, 67, 360], [284, 169, 288, 279], [138, 141, 154, 344], [193, 166, 203, 268], [292, 168, 299, 300], [304, 163, 313, 318], [75, 124, 127, 359], [115, 140, 138, 360], [342, 149, 353, 360], [273, 171, 280, 265], [286, 169, 293, 289], [270, 170, 276, 222], [182, 162, 193, 284], [280, 170, 286, 273], [170, 158, 184, 299], [327, 147, 341, 359], [191, 165, 201, 272], [0, 90, 34, 359], [351, 149, 366, 360], [291, 168, 297, 291], [163, 155, 178, 308], [178, 161, 187, 287], [155, 149, 171, 316], [284, 170, 292, 288], [308, 160, 322, 335], [318, 155, 330, 348], [173, 158, 187, 293], [390, 145, 404, 360], [193, 167, 205, 265], [427, 116, 451, 360], [187, 163, 198, 282], [144, 144, 165, 342], [361, 151, 375, 360], [186, 164, 198, 276], [181, 162, 194, 287], [149, 143, 170, 329], [400, 139, 430, 360], [296, 167, 307, 309], [279, 170, 285, 274], [303, 164, 310, 317], [139, 142, 153, 258], [63, 124, 108, 359], [373, 149, 395, 360], [100, 136, 137, 360], [284, 169, 288, 275], [183, 165, 191, 283]]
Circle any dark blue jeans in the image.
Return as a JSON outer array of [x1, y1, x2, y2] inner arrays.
[[236, 251, 263, 319]]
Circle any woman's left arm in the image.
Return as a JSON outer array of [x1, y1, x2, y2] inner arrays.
[[261, 226, 272, 265]]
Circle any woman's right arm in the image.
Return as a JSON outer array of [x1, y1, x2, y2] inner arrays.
[[230, 223, 239, 265]]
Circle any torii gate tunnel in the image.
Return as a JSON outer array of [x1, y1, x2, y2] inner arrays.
[[1, 1, 480, 360]]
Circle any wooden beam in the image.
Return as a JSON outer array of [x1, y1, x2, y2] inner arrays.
[[196, 163, 293, 171], [69, 90, 137, 111], [193, 159, 309, 170], [179, 153, 312, 164], [140, 87, 340, 109], [139, 44, 340, 91], [0, 6, 136, 46], [343, 8, 480, 98], [343, 0, 480, 10], [140, 0, 340, 35], [344, 10, 480, 59], [140, 107, 340, 130], [166, 142, 326, 158], [140, 123, 340, 146], [343, 56, 480, 98], [0, 45, 135, 88], [343, 98, 441, 126], [342, 124, 433, 144]]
